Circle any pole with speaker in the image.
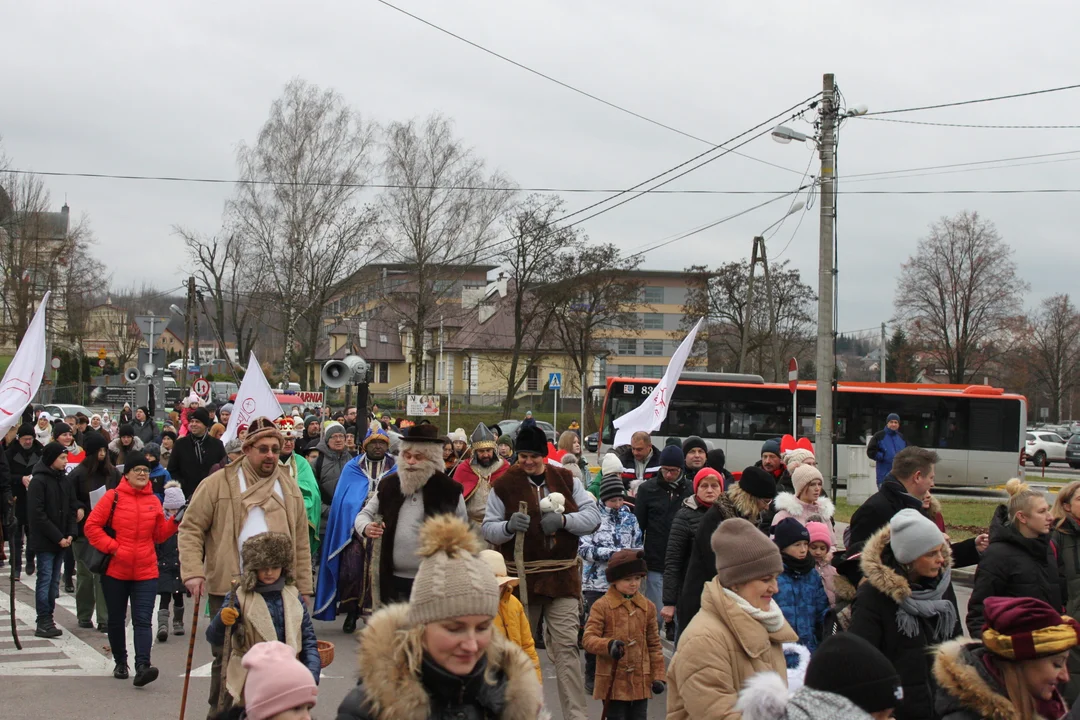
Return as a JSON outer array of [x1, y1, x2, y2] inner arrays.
[[322, 355, 369, 444]]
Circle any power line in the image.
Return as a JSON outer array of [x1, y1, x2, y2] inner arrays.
[[843, 156, 1080, 185], [856, 116, 1080, 130], [370, 0, 804, 176], [865, 82, 1080, 116], [841, 149, 1080, 179]]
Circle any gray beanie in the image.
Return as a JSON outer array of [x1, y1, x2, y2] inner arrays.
[[408, 515, 500, 626], [711, 518, 783, 587], [889, 508, 945, 564], [323, 422, 346, 441]]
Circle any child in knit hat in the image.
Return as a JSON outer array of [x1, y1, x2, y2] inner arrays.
[[479, 549, 542, 683], [582, 549, 666, 713], [207, 532, 320, 706], [772, 518, 830, 652], [211, 640, 318, 720], [155, 479, 188, 640], [578, 471, 643, 694], [805, 521, 838, 606]]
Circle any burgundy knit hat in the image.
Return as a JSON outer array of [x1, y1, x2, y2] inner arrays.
[[981, 596, 1080, 660]]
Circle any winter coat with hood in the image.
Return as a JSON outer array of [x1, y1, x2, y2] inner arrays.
[[494, 586, 542, 683], [775, 560, 830, 652], [737, 671, 883, 720], [334, 604, 548, 720], [581, 585, 666, 702], [848, 524, 962, 720], [84, 476, 180, 581], [662, 494, 710, 608], [771, 492, 835, 533], [107, 434, 144, 468], [667, 578, 799, 720], [578, 504, 643, 593], [867, 426, 907, 484], [26, 460, 78, 554], [966, 504, 1065, 638], [7, 438, 43, 526], [677, 485, 762, 630], [933, 640, 1069, 720], [633, 470, 693, 573]]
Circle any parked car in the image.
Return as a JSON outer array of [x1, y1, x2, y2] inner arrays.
[[43, 403, 93, 421], [1067, 434, 1080, 469], [584, 432, 599, 453], [167, 358, 198, 371], [210, 381, 238, 405], [496, 419, 556, 444], [1026, 431, 1068, 467]]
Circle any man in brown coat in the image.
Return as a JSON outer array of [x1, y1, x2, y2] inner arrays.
[[482, 424, 600, 720], [178, 416, 312, 715]]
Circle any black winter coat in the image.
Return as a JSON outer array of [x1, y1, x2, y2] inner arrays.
[[634, 474, 692, 573], [26, 461, 78, 554], [966, 504, 1065, 637], [0, 443, 11, 526], [6, 440, 42, 526], [67, 463, 121, 537], [846, 474, 923, 552], [677, 492, 744, 630], [661, 496, 708, 608], [130, 418, 156, 445], [166, 432, 226, 499]]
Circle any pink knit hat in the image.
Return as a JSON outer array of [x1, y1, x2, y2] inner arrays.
[[806, 521, 832, 547], [242, 641, 318, 720]]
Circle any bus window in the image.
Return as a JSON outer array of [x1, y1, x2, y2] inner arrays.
[[728, 397, 790, 440], [658, 395, 721, 437]]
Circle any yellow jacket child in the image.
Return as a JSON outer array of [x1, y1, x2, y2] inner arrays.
[[480, 550, 542, 683]]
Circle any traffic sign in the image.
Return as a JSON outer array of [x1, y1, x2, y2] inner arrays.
[[193, 378, 210, 398], [134, 315, 171, 336], [788, 358, 799, 393], [548, 372, 562, 390], [50, 357, 61, 370], [97, 348, 107, 360], [98, 359, 106, 368]]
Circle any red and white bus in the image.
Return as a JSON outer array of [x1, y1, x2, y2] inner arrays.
[[598, 372, 1026, 487]]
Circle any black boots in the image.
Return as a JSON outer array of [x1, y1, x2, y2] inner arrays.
[[173, 607, 185, 635], [133, 664, 159, 687], [342, 611, 358, 634], [156, 610, 169, 642], [34, 619, 62, 639], [113, 663, 129, 680]]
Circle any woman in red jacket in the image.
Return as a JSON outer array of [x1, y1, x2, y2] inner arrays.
[[85, 454, 180, 687]]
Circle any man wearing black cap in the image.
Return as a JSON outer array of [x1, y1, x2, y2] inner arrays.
[[27, 442, 77, 637], [167, 407, 226, 499], [681, 435, 709, 478], [482, 423, 600, 720], [6, 424, 42, 579], [756, 437, 794, 494]]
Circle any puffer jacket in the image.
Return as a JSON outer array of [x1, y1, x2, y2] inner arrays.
[[108, 435, 144, 468], [578, 505, 643, 592], [84, 477, 179, 581], [494, 587, 541, 683], [667, 579, 798, 720], [661, 495, 709, 608], [775, 561, 829, 651], [848, 524, 962, 720], [335, 604, 547, 720], [934, 640, 1068, 720], [737, 672, 881, 720], [581, 586, 665, 702], [966, 504, 1064, 637], [633, 472, 692, 572]]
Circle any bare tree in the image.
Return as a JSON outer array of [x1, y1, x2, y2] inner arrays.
[[379, 113, 516, 391], [550, 244, 644, 432], [1028, 294, 1080, 422], [894, 211, 1028, 383], [229, 77, 378, 381], [494, 194, 583, 417], [0, 170, 60, 344]]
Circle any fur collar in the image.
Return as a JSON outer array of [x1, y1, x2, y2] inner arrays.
[[603, 586, 651, 611], [356, 604, 548, 720], [831, 574, 858, 602], [728, 484, 762, 523], [933, 640, 1031, 720], [860, 524, 953, 603], [773, 492, 835, 521], [108, 435, 144, 454]]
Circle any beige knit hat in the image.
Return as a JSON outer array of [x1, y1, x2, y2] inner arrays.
[[710, 517, 783, 587], [408, 515, 500, 625]]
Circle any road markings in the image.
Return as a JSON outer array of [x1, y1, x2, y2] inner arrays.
[[0, 586, 113, 676]]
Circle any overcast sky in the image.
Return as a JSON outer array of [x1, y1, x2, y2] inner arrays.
[[4, 1, 1079, 336]]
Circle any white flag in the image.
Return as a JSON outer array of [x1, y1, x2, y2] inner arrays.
[[0, 292, 50, 438], [221, 352, 284, 443], [613, 317, 704, 447]]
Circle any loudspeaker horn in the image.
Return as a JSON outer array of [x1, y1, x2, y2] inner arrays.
[[321, 355, 368, 388], [124, 367, 142, 384]]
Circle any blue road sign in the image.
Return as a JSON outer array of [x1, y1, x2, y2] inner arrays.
[[548, 372, 562, 390]]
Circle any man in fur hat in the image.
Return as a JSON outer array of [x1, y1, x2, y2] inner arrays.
[[482, 423, 601, 720], [178, 416, 313, 713], [452, 422, 509, 525], [353, 424, 468, 605], [314, 424, 397, 632]]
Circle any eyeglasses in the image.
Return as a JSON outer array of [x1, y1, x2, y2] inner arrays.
[[129, 467, 150, 475]]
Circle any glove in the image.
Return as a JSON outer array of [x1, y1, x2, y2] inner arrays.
[[652, 680, 666, 694], [507, 512, 531, 534], [220, 607, 239, 626], [608, 639, 625, 660], [540, 511, 564, 535]]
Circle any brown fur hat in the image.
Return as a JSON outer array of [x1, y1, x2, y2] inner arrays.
[[240, 532, 295, 592]]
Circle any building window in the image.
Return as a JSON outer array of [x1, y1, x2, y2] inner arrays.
[[608, 364, 637, 377], [379, 334, 388, 343], [617, 339, 637, 356], [377, 362, 389, 384], [643, 313, 664, 330], [643, 340, 664, 356], [526, 365, 539, 392], [643, 286, 665, 304], [641, 365, 664, 379]]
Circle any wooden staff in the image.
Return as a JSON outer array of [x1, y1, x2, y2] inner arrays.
[[370, 513, 384, 611], [514, 501, 529, 614], [216, 581, 240, 711], [179, 590, 202, 720], [7, 509, 20, 650]]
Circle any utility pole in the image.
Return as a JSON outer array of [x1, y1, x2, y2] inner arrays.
[[192, 289, 201, 383], [880, 322, 887, 383], [737, 236, 782, 380], [181, 276, 194, 391], [438, 316, 444, 395], [815, 72, 837, 489]]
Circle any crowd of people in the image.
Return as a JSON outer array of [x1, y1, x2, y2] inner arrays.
[[6, 403, 1080, 720]]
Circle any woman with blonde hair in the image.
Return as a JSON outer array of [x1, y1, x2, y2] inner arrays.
[[966, 479, 1064, 638], [1050, 479, 1080, 703]]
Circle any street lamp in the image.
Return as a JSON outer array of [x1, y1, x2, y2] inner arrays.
[[771, 125, 811, 144]]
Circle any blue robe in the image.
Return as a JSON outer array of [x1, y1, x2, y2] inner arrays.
[[313, 453, 395, 620]]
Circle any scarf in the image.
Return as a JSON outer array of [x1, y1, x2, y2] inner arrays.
[[895, 565, 957, 640], [782, 552, 817, 575], [722, 586, 787, 633], [191, 431, 206, 465], [237, 459, 290, 536], [254, 577, 287, 594]]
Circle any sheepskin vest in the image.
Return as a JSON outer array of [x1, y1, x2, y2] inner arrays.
[[226, 584, 304, 702]]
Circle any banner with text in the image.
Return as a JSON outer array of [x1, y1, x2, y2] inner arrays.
[[222, 352, 284, 443], [406, 394, 441, 417]]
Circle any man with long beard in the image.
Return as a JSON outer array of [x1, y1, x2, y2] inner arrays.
[[314, 425, 397, 632], [178, 416, 312, 714], [354, 424, 468, 604], [452, 423, 509, 525]]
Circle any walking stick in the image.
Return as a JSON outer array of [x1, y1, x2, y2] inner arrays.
[[179, 590, 202, 720], [600, 653, 621, 720], [514, 501, 529, 614], [370, 514, 383, 611], [4, 508, 18, 651], [216, 581, 239, 712]]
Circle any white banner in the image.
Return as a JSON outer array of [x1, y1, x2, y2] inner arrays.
[[407, 394, 440, 416], [0, 292, 50, 438], [613, 317, 705, 447], [222, 352, 284, 443]]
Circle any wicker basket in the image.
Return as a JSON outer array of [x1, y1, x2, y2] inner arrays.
[[317, 640, 335, 668]]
